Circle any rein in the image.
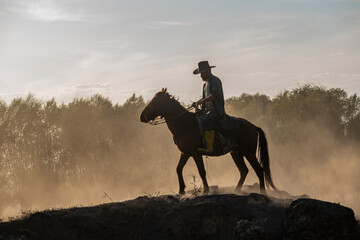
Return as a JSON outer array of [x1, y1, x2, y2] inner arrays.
[[147, 106, 195, 125]]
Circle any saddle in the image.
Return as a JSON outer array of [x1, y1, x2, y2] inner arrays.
[[204, 114, 244, 156]]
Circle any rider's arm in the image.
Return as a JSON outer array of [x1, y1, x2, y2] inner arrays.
[[209, 77, 222, 101], [196, 94, 214, 107]]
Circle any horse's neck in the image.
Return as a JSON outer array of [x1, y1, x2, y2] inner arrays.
[[163, 100, 186, 118], [164, 101, 192, 136]]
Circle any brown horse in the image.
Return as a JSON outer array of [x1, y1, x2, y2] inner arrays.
[[140, 89, 277, 195]]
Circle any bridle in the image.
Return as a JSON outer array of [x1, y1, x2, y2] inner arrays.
[[147, 106, 195, 125]]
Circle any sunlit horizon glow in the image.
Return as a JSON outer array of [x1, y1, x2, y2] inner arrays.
[[1, 0, 359, 104]]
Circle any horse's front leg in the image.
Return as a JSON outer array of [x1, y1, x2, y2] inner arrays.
[[176, 153, 190, 195], [193, 154, 210, 193]]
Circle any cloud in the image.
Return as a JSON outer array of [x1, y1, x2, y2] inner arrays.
[[326, 52, 344, 58], [77, 51, 111, 69], [0, 82, 113, 104], [145, 20, 190, 30], [67, 82, 111, 91], [57, 82, 111, 96], [152, 21, 189, 26], [9, 0, 85, 22], [47, 82, 113, 103]]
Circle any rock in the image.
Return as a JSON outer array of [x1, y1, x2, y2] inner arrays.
[[283, 198, 360, 240], [234, 219, 265, 240]]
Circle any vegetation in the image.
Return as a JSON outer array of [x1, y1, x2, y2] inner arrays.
[[0, 84, 359, 215]]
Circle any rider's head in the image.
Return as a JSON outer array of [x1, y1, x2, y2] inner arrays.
[[200, 69, 212, 81]]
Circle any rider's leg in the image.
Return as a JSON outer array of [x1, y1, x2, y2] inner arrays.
[[198, 111, 216, 153], [198, 130, 215, 153]]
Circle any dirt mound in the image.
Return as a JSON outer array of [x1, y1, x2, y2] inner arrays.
[[283, 198, 360, 239], [0, 193, 359, 240]]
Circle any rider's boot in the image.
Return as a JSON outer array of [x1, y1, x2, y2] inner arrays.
[[198, 130, 215, 153]]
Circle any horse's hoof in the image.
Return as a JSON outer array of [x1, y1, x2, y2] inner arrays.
[[203, 186, 210, 194], [179, 190, 186, 195]]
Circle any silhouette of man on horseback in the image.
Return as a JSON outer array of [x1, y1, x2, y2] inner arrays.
[[192, 61, 225, 154], [140, 63, 278, 195]]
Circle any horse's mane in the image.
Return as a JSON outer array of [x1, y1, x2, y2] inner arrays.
[[163, 92, 187, 111]]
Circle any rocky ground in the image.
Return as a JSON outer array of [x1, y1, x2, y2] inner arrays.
[[0, 186, 359, 240]]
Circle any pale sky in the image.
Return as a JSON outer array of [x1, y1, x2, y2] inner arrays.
[[1, 0, 359, 104]]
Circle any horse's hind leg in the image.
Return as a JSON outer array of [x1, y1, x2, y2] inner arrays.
[[245, 153, 266, 195], [177, 153, 190, 195], [193, 154, 210, 194], [230, 151, 248, 192]]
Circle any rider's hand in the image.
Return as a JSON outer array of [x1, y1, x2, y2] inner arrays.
[[191, 102, 197, 108]]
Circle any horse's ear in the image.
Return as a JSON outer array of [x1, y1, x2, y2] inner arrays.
[[164, 88, 167, 93], [161, 88, 164, 92]]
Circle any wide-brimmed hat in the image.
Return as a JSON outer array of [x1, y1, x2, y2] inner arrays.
[[193, 61, 216, 75]]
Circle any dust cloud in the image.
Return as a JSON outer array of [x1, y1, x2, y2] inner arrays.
[[0, 89, 359, 220]]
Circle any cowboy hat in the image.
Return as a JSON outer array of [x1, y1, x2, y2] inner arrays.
[[193, 61, 216, 75]]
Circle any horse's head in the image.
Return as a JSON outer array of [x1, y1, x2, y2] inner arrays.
[[140, 88, 171, 123]]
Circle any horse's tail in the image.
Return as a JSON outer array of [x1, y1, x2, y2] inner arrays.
[[256, 127, 278, 191]]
